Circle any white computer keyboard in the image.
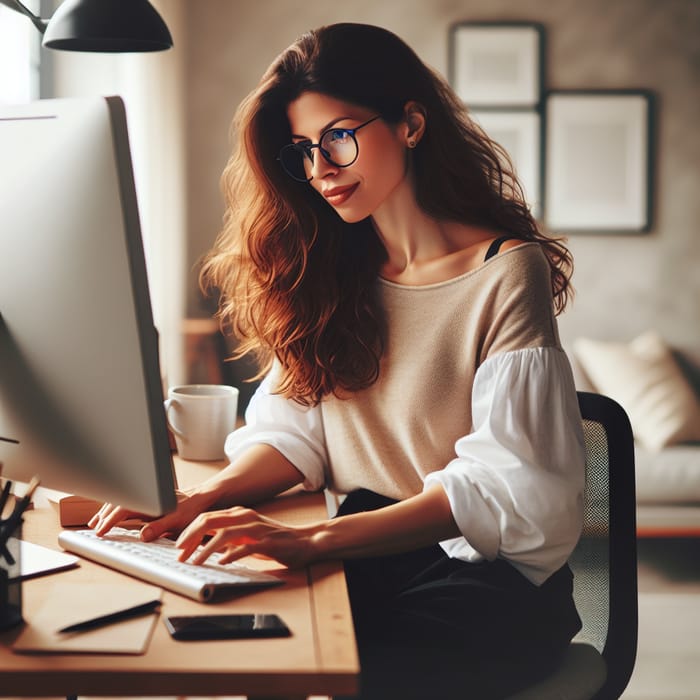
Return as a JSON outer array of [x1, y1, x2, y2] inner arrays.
[[58, 527, 283, 602]]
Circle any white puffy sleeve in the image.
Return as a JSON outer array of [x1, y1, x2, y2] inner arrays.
[[224, 369, 328, 491], [423, 346, 586, 585]]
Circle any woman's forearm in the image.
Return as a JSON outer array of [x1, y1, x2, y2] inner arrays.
[[310, 484, 461, 560], [191, 443, 306, 509]]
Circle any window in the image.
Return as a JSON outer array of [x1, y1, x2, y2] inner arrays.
[[0, 0, 42, 103]]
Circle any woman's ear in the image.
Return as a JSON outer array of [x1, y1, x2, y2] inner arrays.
[[403, 101, 426, 148]]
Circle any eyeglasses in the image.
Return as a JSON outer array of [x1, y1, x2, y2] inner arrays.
[[278, 115, 381, 182]]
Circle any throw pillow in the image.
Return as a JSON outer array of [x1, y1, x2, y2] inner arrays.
[[572, 332, 700, 451]]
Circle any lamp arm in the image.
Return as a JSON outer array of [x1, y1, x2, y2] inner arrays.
[[0, 0, 48, 33]]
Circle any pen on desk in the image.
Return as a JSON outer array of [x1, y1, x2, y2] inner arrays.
[[58, 598, 162, 634]]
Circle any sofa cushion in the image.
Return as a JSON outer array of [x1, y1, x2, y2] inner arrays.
[[635, 444, 700, 503], [572, 332, 700, 451]]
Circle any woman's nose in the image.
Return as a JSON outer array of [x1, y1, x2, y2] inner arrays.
[[310, 150, 338, 179]]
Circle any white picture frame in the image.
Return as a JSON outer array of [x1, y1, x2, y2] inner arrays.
[[449, 23, 542, 108], [471, 110, 542, 218], [544, 92, 652, 232]]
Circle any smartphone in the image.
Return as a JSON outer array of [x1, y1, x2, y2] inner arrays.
[[164, 613, 291, 640]]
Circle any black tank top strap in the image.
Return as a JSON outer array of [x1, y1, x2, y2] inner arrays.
[[484, 236, 514, 261]]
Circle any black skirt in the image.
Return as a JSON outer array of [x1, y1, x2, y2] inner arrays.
[[335, 489, 582, 700]]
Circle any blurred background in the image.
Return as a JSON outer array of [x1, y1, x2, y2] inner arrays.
[[1, 2, 699, 697], [5, 0, 696, 394]]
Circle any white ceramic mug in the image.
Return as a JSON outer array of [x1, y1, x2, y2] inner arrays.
[[164, 384, 239, 461]]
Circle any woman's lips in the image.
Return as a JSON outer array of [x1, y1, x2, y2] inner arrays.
[[323, 183, 359, 205]]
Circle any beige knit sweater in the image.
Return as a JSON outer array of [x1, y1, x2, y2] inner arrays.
[[320, 242, 561, 498]]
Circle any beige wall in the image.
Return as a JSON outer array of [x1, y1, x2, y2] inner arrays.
[[183, 0, 700, 364], [46, 0, 188, 384]]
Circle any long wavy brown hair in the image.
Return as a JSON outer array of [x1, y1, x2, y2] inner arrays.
[[200, 23, 574, 406]]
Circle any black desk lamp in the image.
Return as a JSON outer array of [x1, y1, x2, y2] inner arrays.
[[0, 0, 173, 52]]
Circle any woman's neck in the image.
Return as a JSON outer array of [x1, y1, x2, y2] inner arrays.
[[371, 188, 499, 286]]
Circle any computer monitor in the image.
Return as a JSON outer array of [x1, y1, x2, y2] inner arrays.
[[0, 95, 177, 516]]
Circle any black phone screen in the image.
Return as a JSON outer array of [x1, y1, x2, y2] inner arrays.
[[164, 613, 291, 640]]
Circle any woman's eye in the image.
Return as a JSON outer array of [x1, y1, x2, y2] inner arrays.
[[328, 129, 351, 143]]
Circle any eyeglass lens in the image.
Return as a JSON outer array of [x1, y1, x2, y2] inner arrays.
[[280, 128, 359, 182]]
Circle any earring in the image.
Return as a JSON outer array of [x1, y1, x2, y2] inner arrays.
[[408, 139, 416, 148]]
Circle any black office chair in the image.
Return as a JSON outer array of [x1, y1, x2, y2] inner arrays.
[[507, 391, 638, 700]]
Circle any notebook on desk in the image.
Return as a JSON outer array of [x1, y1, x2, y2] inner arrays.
[[14, 540, 79, 580]]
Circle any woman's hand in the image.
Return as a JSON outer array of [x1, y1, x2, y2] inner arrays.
[[88, 489, 216, 541], [88, 445, 305, 542], [175, 507, 321, 569]]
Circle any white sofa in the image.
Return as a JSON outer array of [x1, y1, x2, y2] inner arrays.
[[570, 332, 700, 537]]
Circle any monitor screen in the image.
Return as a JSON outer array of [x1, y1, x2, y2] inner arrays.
[[0, 96, 176, 516]]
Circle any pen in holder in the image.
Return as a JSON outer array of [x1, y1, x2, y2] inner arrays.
[[0, 517, 23, 632]]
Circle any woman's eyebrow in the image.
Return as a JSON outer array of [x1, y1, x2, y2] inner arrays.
[[291, 115, 355, 140]]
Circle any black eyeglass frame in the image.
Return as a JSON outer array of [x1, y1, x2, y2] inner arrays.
[[277, 115, 382, 182]]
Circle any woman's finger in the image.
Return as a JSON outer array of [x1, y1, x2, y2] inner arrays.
[[92, 505, 143, 536], [188, 530, 253, 565], [216, 544, 254, 565], [139, 510, 189, 541], [177, 521, 254, 564], [138, 490, 206, 541], [175, 508, 252, 549], [88, 502, 112, 528]]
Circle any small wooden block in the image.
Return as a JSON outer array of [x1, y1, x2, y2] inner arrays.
[[58, 495, 102, 527]]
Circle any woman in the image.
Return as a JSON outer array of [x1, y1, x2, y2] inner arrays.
[[91, 23, 585, 699]]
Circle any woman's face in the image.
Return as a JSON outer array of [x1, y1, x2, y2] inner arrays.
[[285, 92, 410, 223]]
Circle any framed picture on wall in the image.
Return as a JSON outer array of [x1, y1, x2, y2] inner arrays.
[[448, 22, 544, 108], [544, 90, 653, 232], [471, 110, 542, 218]]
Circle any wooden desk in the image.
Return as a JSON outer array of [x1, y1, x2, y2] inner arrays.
[[0, 459, 359, 698]]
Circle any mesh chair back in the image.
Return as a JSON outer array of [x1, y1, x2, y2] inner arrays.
[[570, 416, 610, 651], [571, 392, 638, 700]]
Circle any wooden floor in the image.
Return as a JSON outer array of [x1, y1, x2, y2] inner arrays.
[[622, 537, 700, 700]]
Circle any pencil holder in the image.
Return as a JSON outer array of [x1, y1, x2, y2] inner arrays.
[[0, 518, 23, 632]]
